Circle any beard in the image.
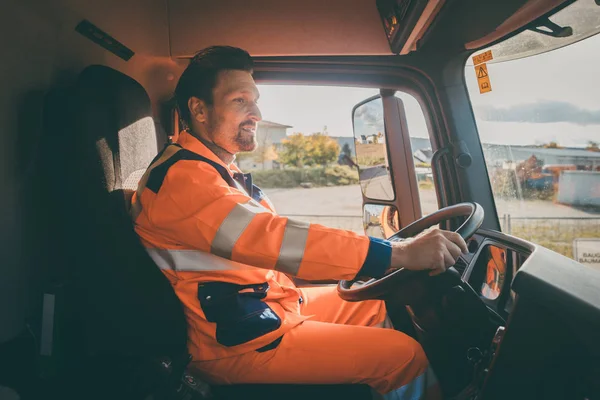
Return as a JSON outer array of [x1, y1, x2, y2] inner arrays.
[[205, 111, 257, 154], [235, 122, 258, 153]]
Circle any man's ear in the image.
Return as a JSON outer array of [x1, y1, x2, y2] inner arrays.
[[188, 97, 208, 123]]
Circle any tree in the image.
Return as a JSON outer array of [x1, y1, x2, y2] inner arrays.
[[253, 144, 278, 164], [307, 133, 340, 165], [280, 133, 311, 167], [342, 143, 352, 157], [586, 141, 600, 152], [542, 141, 563, 149], [280, 133, 340, 167]]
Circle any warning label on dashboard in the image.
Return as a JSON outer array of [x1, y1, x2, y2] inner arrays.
[[573, 239, 600, 270]]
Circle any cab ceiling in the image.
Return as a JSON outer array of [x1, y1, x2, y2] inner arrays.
[[168, 0, 391, 56], [23, 0, 572, 58]]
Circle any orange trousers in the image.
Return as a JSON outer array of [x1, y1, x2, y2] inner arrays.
[[191, 286, 441, 398]]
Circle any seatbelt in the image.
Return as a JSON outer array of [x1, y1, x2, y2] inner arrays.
[[170, 143, 239, 189], [166, 144, 257, 199]]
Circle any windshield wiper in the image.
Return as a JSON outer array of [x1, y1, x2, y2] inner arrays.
[[528, 17, 573, 38]]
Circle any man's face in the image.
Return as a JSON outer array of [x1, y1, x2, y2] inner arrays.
[[190, 69, 262, 154]]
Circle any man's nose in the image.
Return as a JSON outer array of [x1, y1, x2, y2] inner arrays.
[[249, 102, 262, 122]]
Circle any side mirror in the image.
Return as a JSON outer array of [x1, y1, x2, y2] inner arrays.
[[352, 96, 395, 200], [363, 204, 400, 239]]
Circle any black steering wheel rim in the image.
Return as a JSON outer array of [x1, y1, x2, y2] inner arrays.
[[389, 202, 484, 242], [337, 202, 484, 301]]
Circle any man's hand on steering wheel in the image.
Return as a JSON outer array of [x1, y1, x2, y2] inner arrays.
[[388, 227, 469, 277], [339, 203, 483, 302]]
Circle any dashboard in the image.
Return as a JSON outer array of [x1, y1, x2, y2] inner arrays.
[[389, 226, 600, 398]]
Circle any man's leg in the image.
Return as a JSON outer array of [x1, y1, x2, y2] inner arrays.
[[298, 285, 389, 327], [191, 320, 441, 399]]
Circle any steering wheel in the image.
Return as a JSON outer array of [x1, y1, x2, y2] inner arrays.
[[338, 202, 484, 302]]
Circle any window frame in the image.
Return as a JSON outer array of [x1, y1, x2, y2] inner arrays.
[[253, 59, 453, 230]]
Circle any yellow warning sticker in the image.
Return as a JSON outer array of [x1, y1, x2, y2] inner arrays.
[[472, 50, 493, 66], [475, 63, 492, 94]]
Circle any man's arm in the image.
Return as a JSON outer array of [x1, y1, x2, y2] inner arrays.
[[142, 161, 391, 281], [143, 161, 467, 281]]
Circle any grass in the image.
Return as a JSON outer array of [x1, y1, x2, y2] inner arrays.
[[418, 180, 435, 190], [509, 222, 600, 258], [252, 165, 359, 188]]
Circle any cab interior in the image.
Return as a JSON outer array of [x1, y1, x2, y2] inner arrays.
[[2, 0, 600, 399]]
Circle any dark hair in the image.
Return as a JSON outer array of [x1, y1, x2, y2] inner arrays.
[[174, 46, 254, 126]]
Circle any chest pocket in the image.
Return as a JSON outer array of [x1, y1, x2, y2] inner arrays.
[[197, 282, 281, 347]]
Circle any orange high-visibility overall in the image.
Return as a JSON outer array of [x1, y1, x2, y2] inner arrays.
[[131, 131, 440, 398]]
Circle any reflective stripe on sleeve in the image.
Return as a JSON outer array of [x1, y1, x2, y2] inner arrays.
[[211, 200, 271, 259], [274, 219, 310, 276], [146, 248, 250, 272]]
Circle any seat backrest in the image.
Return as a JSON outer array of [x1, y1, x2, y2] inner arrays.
[[56, 65, 187, 359]]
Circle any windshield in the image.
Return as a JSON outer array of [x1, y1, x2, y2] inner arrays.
[[466, 0, 600, 267], [468, 0, 600, 65]]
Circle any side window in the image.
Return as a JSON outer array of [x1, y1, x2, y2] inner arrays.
[[394, 92, 439, 217], [351, 90, 440, 239], [247, 84, 379, 235]]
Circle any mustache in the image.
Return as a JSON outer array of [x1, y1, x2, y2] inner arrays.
[[239, 120, 256, 129]]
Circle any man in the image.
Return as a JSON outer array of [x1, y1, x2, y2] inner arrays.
[[131, 46, 468, 399]]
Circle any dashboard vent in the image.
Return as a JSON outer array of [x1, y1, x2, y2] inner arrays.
[[453, 257, 468, 274]]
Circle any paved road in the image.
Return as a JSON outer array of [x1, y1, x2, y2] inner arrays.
[[264, 185, 600, 218]]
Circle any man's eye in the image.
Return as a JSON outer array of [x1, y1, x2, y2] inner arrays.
[[234, 98, 245, 104]]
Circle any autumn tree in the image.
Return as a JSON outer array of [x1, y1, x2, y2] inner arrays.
[[280, 133, 310, 167], [254, 145, 278, 164], [542, 141, 563, 149], [586, 141, 600, 152], [307, 133, 339, 165], [280, 132, 341, 167]]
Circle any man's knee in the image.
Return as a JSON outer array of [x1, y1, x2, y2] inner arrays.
[[372, 333, 429, 394]]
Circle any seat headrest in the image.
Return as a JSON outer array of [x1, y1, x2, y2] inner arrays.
[[74, 65, 158, 192]]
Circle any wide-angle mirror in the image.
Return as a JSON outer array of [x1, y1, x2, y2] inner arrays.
[[363, 204, 400, 239], [352, 96, 395, 201]]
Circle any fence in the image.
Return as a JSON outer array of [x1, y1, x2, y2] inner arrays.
[[283, 214, 600, 259]]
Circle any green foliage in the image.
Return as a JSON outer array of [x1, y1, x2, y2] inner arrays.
[[356, 156, 386, 166], [236, 145, 278, 165], [251, 166, 358, 188], [309, 133, 340, 165], [279, 133, 309, 167], [280, 132, 340, 167]]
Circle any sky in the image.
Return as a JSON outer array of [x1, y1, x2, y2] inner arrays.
[[256, 25, 600, 148]]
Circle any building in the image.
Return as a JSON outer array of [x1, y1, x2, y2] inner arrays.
[[557, 171, 600, 207], [482, 144, 600, 170]]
